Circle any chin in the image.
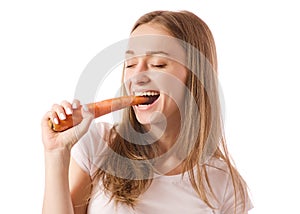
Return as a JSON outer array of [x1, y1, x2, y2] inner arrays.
[[135, 113, 151, 125], [136, 111, 166, 126]]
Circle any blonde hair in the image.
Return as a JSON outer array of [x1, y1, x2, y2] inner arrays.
[[93, 10, 248, 213]]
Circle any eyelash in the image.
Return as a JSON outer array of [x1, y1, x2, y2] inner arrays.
[[152, 64, 166, 68], [125, 64, 167, 69], [125, 64, 135, 68]]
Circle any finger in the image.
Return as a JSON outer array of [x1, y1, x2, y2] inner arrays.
[[72, 99, 81, 110], [41, 111, 53, 128], [50, 111, 59, 125], [52, 104, 67, 121], [76, 105, 94, 137], [81, 104, 94, 121], [42, 110, 59, 127], [64, 107, 94, 149], [41, 111, 58, 142], [72, 105, 94, 146], [60, 100, 73, 115]]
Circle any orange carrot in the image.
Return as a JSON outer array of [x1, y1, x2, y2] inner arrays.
[[49, 95, 149, 132]]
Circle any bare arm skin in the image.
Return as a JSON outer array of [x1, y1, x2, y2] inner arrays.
[[43, 149, 74, 214], [69, 158, 92, 214], [41, 100, 93, 214]]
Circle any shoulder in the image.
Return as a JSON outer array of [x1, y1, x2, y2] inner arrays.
[[75, 121, 113, 153], [204, 158, 231, 184], [71, 122, 114, 176], [204, 158, 231, 202], [88, 121, 113, 142], [204, 158, 253, 213]]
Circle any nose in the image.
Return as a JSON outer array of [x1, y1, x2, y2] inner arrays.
[[129, 59, 150, 85], [131, 71, 151, 86]]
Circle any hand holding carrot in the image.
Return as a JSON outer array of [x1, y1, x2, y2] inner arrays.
[[41, 95, 150, 152], [48, 95, 149, 132], [41, 100, 94, 152]]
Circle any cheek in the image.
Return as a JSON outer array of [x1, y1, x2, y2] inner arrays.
[[123, 71, 131, 94], [167, 61, 188, 84], [123, 69, 130, 81], [181, 69, 188, 84], [174, 67, 188, 85]]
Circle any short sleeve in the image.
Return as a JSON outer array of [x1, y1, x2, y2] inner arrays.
[[71, 122, 112, 176], [205, 159, 253, 214], [220, 176, 253, 214]]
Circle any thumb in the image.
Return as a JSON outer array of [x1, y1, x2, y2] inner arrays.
[[65, 104, 94, 148]]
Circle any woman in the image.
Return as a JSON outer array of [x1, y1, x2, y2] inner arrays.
[[42, 10, 252, 214]]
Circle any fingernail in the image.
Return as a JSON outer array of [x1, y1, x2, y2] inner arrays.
[[53, 118, 59, 125], [59, 113, 66, 120], [66, 107, 72, 115], [72, 102, 78, 109], [82, 104, 89, 112]]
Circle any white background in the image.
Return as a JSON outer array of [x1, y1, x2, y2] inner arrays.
[[0, 0, 299, 213]]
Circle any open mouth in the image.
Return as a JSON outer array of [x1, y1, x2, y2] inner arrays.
[[135, 91, 160, 105]]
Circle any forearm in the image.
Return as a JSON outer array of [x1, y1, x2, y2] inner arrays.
[[42, 149, 74, 214]]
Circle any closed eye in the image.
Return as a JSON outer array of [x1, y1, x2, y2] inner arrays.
[[125, 64, 136, 68], [152, 64, 167, 68]]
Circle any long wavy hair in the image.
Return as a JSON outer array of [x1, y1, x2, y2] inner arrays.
[[92, 10, 248, 213]]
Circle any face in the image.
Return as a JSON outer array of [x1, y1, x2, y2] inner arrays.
[[124, 23, 188, 127]]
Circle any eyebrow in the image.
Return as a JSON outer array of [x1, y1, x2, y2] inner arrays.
[[125, 50, 169, 56]]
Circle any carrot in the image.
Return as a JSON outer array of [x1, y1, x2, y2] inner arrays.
[[48, 95, 149, 132]]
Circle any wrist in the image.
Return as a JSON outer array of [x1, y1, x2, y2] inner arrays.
[[44, 148, 71, 170]]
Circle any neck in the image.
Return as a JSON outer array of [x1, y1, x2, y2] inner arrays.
[[151, 120, 185, 176], [143, 110, 185, 175], [157, 122, 181, 153], [147, 112, 181, 154]]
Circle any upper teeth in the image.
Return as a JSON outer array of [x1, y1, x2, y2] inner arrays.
[[135, 91, 160, 96]]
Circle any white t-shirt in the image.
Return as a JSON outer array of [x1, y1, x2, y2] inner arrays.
[[71, 122, 253, 214]]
